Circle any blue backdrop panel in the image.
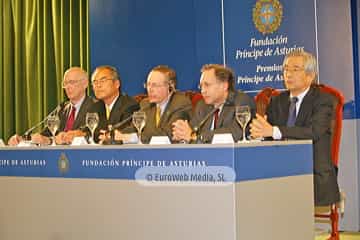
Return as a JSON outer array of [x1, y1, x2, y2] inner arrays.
[[223, 0, 317, 94], [90, 0, 223, 96]]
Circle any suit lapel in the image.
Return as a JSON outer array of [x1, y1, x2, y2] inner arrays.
[[73, 96, 89, 130], [278, 92, 291, 126], [109, 95, 121, 123], [203, 105, 214, 130], [217, 105, 230, 128], [59, 103, 70, 131], [217, 91, 236, 128], [295, 88, 315, 125], [148, 105, 157, 129]]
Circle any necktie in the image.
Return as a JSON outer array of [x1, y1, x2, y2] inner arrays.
[[213, 108, 220, 129], [64, 106, 76, 131], [155, 106, 161, 127], [287, 97, 298, 127], [106, 106, 111, 120]]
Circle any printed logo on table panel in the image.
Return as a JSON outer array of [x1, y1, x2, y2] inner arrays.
[[253, 0, 283, 35], [58, 152, 70, 175]]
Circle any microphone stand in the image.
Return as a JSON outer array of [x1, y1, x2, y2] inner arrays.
[[22, 104, 65, 140], [191, 99, 231, 143]]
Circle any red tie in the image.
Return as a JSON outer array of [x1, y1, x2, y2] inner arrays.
[[214, 109, 220, 129], [64, 106, 76, 131]]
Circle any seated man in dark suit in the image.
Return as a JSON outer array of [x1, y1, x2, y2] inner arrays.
[[250, 50, 340, 206], [114, 65, 192, 143], [89, 65, 139, 142], [172, 64, 255, 143], [8, 67, 95, 145]]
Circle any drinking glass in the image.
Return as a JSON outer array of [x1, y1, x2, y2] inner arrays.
[[47, 115, 60, 146], [235, 105, 251, 143], [86, 112, 99, 144], [132, 111, 146, 144]]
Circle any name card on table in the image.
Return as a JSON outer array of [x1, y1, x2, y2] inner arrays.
[[149, 136, 171, 145], [72, 137, 89, 145], [212, 134, 234, 144]]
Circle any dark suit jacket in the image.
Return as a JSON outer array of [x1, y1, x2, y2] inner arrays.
[[266, 86, 340, 206], [190, 90, 256, 143], [136, 92, 192, 143], [41, 95, 95, 137], [90, 94, 139, 141]]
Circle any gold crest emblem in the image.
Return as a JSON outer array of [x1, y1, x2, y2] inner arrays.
[[58, 152, 70, 174], [253, 0, 283, 34]]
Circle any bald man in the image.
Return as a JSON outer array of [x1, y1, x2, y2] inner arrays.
[[8, 67, 95, 145]]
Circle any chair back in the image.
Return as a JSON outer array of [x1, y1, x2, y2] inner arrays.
[[134, 93, 148, 103], [254, 87, 280, 116], [317, 84, 344, 168], [184, 90, 203, 110]]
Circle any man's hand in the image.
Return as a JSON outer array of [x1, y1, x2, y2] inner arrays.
[[114, 130, 127, 141], [55, 130, 85, 144], [172, 120, 192, 142], [250, 114, 273, 139], [31, 133, 51, 145], [8, 134, 23, 146]]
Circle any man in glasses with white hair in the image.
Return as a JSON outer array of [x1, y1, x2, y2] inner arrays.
[[8, 67, 95, 145]]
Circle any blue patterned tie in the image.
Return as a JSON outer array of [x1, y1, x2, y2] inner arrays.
[[287, 97, 298, 127]]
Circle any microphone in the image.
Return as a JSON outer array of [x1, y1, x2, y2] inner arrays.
[[111, 115, 133, 130], [191, 99, 232, 141], [111, 103, 149, 130], [192, 106, 220, 133], [22, 102, 68, 138], [102, 103, 148, 145]]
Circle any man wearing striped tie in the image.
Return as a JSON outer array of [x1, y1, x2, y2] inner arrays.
[[8, 67, 95, 145], [115, 65, 192, 144]]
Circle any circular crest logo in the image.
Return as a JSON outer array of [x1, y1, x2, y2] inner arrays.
[[253, 0, 283, 35], [58, 152, 70, 175]]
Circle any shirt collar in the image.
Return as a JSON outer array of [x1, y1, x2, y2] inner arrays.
[[156, 93, 172, 115], [290, 87, 310, 104], [106, 94, 119, 112], [71, 95, 85, 111]]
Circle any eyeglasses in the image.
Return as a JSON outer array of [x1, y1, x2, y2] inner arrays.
[[62, 79, 84, 88], [283, 67, 305, 74], [198, 81, 219, 90], [144, 82, 168, 89], [92, 77, 114, 86]]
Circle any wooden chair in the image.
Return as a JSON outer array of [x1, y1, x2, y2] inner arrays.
[[254, 87, 280, 116], [255, 85, 345, 240], [184, 90, 203, 110], [133, 93, 148, 103], [315, 84, 345, 240]]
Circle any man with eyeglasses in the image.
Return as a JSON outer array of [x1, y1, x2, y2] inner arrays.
[[249, 50, 340, 206], [172, 64, 255, 143], [114, 65, 192, 144], [8, 67, 95, 145], [89, 65, 139, 143]]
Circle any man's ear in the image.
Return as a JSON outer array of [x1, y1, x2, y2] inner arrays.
[[115, 79, 121, 89], [223, 81, 229, 91]]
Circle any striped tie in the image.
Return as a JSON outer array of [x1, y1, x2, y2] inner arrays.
[[213, 108, 220, 129], [64, 106, 76, 131], [287, 97, 298, 127], [155, 106, 161, 127], [106, 106, 111, 120]]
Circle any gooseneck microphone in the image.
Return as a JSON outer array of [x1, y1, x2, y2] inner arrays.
[[192, 106, 220, 134], [22, 102, 68, 139], [102, 103, 147, 145], [191, 99, 232, 142]]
